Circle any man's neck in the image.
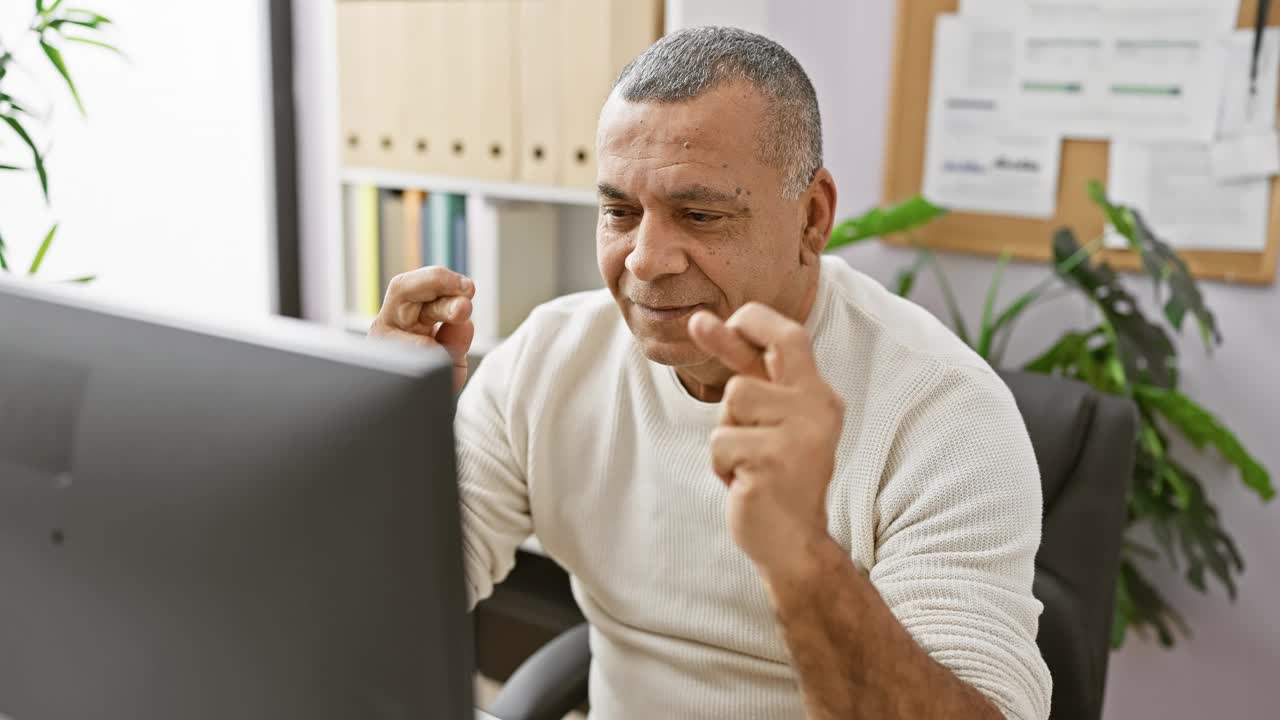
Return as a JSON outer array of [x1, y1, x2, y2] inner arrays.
[[675, 364, 734, 403]]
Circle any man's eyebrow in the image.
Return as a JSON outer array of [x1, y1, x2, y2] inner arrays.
[[597, 182, 746, 207], [665, 184, 740, 204], [597, 183, 632, 201]]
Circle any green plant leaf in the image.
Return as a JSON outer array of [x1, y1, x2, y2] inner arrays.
[[1088, 179, 1134, 241], [1, 114, 49, 201], [1024, 330, 1093, 375], [1165, 296, 1187, 330], [1053, 228, 1177, 389], [827, 195, 946, 251], [37, 0, 46, 13], [0, 163, 22, 171], [1111, 571, 1132, 648], [1088, 182, 1221, 348], [1166, 458, 1244, 599], [1134, 384, 1273, 500], [65, 8, 110, 25], [926, 255, 971, 346], [63, 36, 123, 56], [1022, 324, 1137, 394], [1, 94, 28, 115], [39, 39, 85, 115], [1132, 210, 1220, 346], [893, 251, 930, 298], [976, 252, 1012, 359], [62, 274, 96, 283], [27, 224, 58, 275], [1114, 558, 1189, 647], [981, 232, 1100, 366], [49, 11, 115, 32], [1138, 420, 1166, 463], [0, 230, 9, 271]]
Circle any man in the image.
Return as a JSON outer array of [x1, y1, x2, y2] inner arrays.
[[371, 27, 1052, 720]]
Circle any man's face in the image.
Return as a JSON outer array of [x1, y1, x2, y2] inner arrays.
[[595, 81, 812, 369]]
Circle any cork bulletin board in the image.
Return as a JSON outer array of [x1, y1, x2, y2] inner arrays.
[[882, 0, 1280, 285]]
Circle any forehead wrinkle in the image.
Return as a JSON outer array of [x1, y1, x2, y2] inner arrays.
[[603, 163, 751, 211]]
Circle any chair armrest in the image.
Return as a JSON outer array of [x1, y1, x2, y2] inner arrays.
[[487, 623, 591, 720]]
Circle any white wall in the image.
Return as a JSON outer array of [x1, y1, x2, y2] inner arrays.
[[292, 0, 345, 326], [749, 1, 1278, 717], [0, 0, 275, 321]]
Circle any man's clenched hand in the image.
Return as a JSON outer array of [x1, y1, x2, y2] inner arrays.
[[369, 266, 475, 393]]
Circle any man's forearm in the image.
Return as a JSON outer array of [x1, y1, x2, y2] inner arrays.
[[762, 534, 1002, 720]]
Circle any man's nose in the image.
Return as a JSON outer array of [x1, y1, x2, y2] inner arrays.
[[624, 215, 689, 282]]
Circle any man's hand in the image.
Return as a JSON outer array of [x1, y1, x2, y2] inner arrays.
[[690, 304, 1009, 720], [687, 302, 844, 581], [369, 266, 475, 393]]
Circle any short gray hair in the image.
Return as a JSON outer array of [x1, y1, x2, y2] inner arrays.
[[612, 26, 823, 199]]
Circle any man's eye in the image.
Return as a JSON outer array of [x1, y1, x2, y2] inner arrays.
[[686, 211, 720, 224], [603, 207, 634, 218]]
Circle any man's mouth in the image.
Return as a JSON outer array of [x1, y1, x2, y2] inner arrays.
[[632, 302, 707, 322]]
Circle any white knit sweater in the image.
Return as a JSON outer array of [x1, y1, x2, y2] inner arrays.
[[456, 256, 1052, 720]]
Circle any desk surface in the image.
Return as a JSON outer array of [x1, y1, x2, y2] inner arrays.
[[475, 711, 499, 720]]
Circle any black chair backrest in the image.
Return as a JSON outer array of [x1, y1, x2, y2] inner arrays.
[[998, 371, 1137, 720]]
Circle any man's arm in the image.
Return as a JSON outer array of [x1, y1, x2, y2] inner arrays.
[[689, 304, 1049, 720], [762, 534, 1001, 719], [367, 266, 531, 607], [454, 326, 535, 608]]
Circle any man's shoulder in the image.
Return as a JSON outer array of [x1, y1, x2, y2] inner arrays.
[[818, 256, 989, 373], [815, 257, 1013, 420]]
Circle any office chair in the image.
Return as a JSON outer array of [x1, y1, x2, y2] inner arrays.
[[485, 371, 1137, 720]]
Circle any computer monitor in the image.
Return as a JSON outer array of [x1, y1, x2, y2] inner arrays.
[[0, 277, 474, 720]]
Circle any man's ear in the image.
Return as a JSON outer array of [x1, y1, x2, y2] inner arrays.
[[800, 168, 837, 263]]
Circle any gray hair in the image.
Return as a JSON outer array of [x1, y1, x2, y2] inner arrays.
[[612, 26, 823, 199]]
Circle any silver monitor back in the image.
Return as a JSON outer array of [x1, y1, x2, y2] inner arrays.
[[0, 278, 473, 719]]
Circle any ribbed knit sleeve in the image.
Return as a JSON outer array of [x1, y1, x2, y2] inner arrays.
[[870, 365, 1053, 720], [454, 328, 534, 610]]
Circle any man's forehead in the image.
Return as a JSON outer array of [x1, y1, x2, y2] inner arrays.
[[597, 87, 764, 155], [596, 142, 744, 201]]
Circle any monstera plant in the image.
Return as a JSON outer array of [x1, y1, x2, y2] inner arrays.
[[1, 0, 119, 280], [827, 182, 1273, 648]]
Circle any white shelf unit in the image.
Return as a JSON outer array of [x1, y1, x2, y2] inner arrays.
[[341, 167, 598, 207], [291, 2, 604, 351]]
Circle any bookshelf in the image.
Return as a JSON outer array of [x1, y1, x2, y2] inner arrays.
[[291, 0, 661, 353]]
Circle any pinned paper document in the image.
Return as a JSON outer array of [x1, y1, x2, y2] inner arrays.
[[1011, 19, 1227, 142], [1107, 141, 1270, 252], [1210, 131, 1280, 182], [960, 0, 1240, 32], [1210, 29, 1280, 181], [1106, 25, 1276, 250], [922, 15, 1062, 218]]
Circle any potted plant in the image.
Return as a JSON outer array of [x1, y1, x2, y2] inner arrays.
[[827, 183, 1273, 647]]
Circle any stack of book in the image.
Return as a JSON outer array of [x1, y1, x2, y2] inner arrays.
[[343, 185, 468, 318]]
